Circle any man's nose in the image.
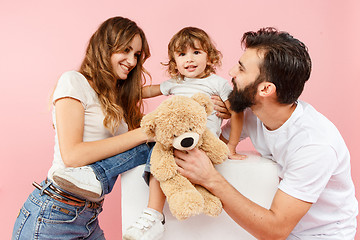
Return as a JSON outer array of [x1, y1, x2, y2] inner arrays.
[[229, 65, 237, 77]]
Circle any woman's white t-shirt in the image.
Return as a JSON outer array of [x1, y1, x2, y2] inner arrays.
[[47, 71, 128, 180]]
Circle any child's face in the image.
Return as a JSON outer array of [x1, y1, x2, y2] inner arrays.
[[174, 41, 209, 79]]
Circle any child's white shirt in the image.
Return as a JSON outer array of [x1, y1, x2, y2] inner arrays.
[[160, 74, 232, 137]]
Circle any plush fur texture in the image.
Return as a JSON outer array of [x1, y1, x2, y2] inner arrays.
[[141, 93, 229, 220]]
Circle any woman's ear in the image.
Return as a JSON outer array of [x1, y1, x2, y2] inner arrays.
[[258, 82, 276, 97]]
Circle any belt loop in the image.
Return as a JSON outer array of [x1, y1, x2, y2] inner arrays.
[[85, 200, 93, 210], [40, 180, 52, 196]]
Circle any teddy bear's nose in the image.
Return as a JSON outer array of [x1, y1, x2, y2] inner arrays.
[[181, 137, 194, 148], [173, 132, 199, 150]]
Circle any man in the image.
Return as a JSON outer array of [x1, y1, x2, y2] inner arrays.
[[175, 28, 358, 239]]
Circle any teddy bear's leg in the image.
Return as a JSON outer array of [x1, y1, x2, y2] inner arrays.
[[160, 174, 204, 220], [195, 185, 222, 217]]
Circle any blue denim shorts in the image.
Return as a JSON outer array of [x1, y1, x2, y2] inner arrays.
[[12, 180, 105, 240]]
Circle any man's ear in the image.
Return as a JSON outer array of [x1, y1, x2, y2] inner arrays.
[[258, 82, 276, 97]]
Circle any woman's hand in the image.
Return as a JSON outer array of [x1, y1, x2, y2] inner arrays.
[[211, 95, 231, 119], [146, 135, 156, 143]]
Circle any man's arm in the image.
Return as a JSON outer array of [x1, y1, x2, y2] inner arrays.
[[174, 148, 312, 240]]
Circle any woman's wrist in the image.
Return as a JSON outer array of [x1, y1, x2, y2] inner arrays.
[[134, 127, 149, 143]]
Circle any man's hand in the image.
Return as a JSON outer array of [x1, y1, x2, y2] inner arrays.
[[174, 148, 218, 187], [211, 95, 231, 119], [175, 148, 312, 240]]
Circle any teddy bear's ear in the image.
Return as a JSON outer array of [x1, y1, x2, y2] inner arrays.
[[191, 93, 214, 116], [140, 111, 157, 138]]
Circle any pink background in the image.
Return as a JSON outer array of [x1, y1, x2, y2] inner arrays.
[[1, 0, 359, 239]]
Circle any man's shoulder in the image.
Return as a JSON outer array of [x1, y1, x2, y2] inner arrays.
[[290, 101, 342, 146], [296, 101, 334, 128]]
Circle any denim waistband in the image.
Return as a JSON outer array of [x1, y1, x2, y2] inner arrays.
[[33, 179, 103, 209]]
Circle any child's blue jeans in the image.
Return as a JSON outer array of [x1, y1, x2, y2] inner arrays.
[[90, 142, 154, 195]]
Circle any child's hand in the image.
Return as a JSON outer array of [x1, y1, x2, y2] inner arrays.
[[227, 144, 247, 160], [228, 152, 247, 160]]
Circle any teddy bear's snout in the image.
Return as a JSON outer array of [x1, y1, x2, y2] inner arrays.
[[173, 132, 200, 151]]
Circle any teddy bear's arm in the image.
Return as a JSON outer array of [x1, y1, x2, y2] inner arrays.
[[199, 129, 229, 165], [150, 144, 178, 182]]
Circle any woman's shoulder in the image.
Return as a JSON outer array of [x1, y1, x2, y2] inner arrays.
[[59, 70, 87, 83], [57, 71, 91, 89], [53, 70, 94, 104]]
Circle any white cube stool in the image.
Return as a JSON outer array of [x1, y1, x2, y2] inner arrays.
[[121, 153, 279, 240]]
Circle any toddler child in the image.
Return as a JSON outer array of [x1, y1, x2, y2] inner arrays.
[[142, 26, 245, 157], [123, 27, 246, 240]]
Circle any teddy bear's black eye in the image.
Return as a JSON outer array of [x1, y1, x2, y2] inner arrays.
[[189, 128, 192, 131]]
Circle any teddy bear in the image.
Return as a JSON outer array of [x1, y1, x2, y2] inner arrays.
[[141, 93, 229, 220]]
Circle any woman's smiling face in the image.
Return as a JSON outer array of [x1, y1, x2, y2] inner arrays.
[[110, 34, 142, 80]]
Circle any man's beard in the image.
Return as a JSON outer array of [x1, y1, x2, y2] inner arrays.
[[228, 79, 260, 113]]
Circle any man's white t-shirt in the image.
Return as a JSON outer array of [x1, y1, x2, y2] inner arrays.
[[222, 100, 358, 239], [47, 71, 128, 180], [160, 74, 232, 137]]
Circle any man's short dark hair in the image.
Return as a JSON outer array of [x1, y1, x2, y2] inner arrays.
[[241, 27, 312, 104]]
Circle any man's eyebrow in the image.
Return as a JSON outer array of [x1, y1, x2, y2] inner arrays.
[[238, 60, 245, 69]]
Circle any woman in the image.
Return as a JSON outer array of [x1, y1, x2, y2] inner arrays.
[[12, 16, 153, 239]]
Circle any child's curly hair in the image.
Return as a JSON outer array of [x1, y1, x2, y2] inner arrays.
[[164, 27, 222, 79]]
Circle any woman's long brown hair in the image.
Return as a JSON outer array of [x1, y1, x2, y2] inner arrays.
[[79, 16, 150, 133]]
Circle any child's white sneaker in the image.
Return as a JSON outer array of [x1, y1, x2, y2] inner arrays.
[[123, 208, 165, 240], [52, 166, 102, 201]]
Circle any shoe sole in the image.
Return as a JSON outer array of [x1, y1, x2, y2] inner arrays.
[[123, 225, 164, 240], [122, 232, 163, 240], [53, 176, 101, 201]]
